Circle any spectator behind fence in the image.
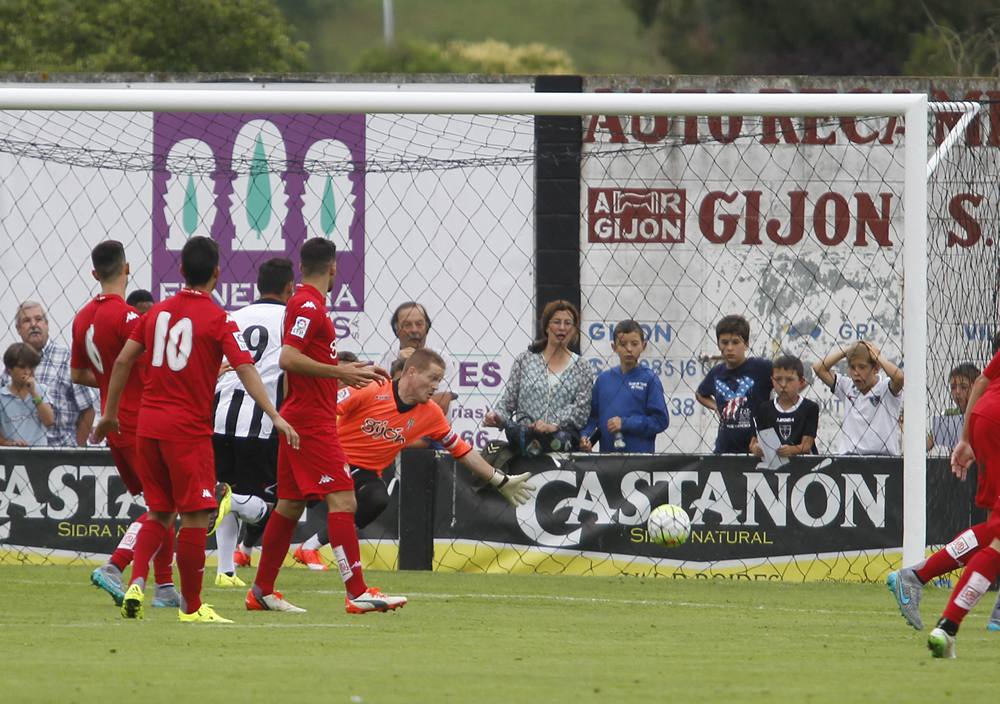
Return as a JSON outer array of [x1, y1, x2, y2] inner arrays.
[[13, 300, 97, 446], [380, 301, 456, 415], [0, 342, 55, 446], [483, 300, 592, 456], [813, 340, 904, 455], [125, 289, 154, 314], [750, 354, 819, 458], [695, 314, 773, 454], [928, 363, 980, 452], [580, 319, 668, 453]]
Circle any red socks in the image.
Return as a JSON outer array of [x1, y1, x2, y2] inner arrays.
[[109, 513, 147, 571], [328, 511, 366, 598], [175, 527, 207, 614], [253, 510, 298, 596], [942, 546, 1000, 625], [914, 522, 994, 583], [153, 523, 175, 586], [128, 518, 167, 587]]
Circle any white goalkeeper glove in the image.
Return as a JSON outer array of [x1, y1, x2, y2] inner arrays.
[[489, 470, 535, 506]]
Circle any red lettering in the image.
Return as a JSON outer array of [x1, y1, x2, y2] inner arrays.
[[930, 88, 983, 147], [814, 192, 850, 245], [631, 115, 669, 144], [854, 193, 893, 247], [583, 114, 628, 144], [742, 190, 762, 245], [699, 191, 740, 243], [766, 192, 806, 245], [947, 193, 983, 247]]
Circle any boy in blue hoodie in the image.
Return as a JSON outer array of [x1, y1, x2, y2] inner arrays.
[[580, 320, 669, 453]]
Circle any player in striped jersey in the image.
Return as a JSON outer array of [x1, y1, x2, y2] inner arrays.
[[210, 257, 294, 586], [71, 241, 179, 608], [247, 347, 535, 613]]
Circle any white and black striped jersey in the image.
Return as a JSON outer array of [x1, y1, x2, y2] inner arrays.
[[213, 299, 285, 439]]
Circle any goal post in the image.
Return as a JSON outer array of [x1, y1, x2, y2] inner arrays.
[[0, 86, 936, 570]]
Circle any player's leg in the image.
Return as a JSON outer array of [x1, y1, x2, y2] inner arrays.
[[326, 478, 406, 614], [928, 415, 1000, 656], [165, 436, 231, 623], [247, 436, 309, 613], [353, 468, 390, 529], [887, 522, 994, 630]]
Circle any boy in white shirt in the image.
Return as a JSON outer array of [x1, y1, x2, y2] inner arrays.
[[813, 341, 904, 455]]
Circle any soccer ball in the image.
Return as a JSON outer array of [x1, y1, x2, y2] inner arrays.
[[647, 504, 691, 547]]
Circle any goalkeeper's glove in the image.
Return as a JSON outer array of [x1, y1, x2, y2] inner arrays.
[[489, 470, 535, 506]]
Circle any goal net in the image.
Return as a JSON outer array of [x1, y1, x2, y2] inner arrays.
[[0, 86, 989, 581]]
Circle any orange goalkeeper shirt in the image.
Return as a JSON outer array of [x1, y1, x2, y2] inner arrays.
[[336, 380, 472, 472]]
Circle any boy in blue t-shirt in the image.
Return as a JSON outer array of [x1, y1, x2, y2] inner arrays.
[[0, 342, 54, 446], [580, 320, 668, 453], [695, 314, 773, 454]]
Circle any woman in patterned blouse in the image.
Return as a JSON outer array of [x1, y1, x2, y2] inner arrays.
[[484, 300, 593, 455]]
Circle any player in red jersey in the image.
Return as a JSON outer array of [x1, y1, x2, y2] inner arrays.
[[71, 241, 179, 609], [248, 345, 535, 613], [247, 237, 406, 614], [95, 236, 299, 624]]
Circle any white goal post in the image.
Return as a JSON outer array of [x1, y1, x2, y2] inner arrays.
[[0, 87, 933, 567]]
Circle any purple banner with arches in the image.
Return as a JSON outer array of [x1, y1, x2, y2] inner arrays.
[[151, 113, 365, 311]]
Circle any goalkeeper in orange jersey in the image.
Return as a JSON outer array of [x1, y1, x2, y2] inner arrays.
[[247, 347, 534, 613]]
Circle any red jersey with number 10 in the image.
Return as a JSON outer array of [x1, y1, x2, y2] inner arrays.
[[336, 380, 472, 472], [130, 288, 253, 439], [71, 294, 145, 443], [280, 283, 339, 428]]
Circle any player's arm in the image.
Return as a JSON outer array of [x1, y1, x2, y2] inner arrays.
[[93, 339, 144, 442], [70, 368, 98, 388], [234, 363, 300, 450], [812, 348, 844, 388], [457, 450, 535, 506], [278, 345, 388, 388]]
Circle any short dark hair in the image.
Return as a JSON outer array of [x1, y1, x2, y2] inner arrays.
[[773, 354, 805, 379], [91, 240, 126, 281], [716, 315, 750, 344], [403, 347, 446, 373], [613, 319, 644, 343], [257, 257, 294, 296], [338, 350, 358, 364], [4, 342, 41, 370], [126, 289, 154, 308], [180, 236, 219, 287], [300, 237, 337, 276], [389, 357, 406, 379], [949, 363, 980, 384]]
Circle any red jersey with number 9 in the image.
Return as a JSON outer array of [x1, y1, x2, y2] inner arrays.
[[280, 283, 339, 428], [129, 288, 253, 439], [71, 294, 145, 442]]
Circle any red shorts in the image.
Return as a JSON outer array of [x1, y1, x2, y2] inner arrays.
[[277, 429, 350, 501], [972, 414, 1000, 510], [108, 441, 143, 497], [137, 436, 217, 514]]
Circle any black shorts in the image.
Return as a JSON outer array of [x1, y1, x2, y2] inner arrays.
[[212, 434, 278, 498]]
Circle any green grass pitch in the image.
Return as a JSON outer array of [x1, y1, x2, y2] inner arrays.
[[1, 565, 987, 703]]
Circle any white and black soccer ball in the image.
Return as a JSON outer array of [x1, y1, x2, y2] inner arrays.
[[647, 504, 691, 547]]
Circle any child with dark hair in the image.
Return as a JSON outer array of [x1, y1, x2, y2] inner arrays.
[[929, 362, 980, 452], [696, 314, 773, 453], [0, 342, 54, 446], [581, 320, 668, 453], [750, 354, 819, 458]]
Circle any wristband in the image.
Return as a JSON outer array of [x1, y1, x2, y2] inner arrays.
[[31, 396, 42, 406], [489, 469, 510, 488]]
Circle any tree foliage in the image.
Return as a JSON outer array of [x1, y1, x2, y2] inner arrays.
[[625, 0, 1000, 76], [351, 38, 575, 75], [0, 0, 309, 73]]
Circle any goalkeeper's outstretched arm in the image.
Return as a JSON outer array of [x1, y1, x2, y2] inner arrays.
[[457, 451, 535, 506]]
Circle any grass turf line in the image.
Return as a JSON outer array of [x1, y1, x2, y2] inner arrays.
[[1, 565, 986, 703]]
